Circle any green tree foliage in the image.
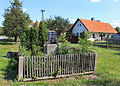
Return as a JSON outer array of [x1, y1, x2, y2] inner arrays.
[[58, 33, 72, 54], [39, 21, 48, 50], [115, 27, 120, 33], [0, 26, 3, 34], [77, 32, 93, 54], [47, 16, 71, 35], [3, 0, 31, 43], [58, 32, 93, 55], [39, 21, 48, 41], [20, 21, 48, 56]]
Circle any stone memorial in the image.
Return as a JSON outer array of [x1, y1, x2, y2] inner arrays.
[[44, 31, 58, 55]]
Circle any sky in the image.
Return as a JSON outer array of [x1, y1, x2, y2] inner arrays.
[[0, 0, 120, 27]]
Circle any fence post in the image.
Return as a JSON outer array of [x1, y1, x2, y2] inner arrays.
[[106, 39, 108, 48], [18, 56, 24, 81], [94, 53, 98, 74]]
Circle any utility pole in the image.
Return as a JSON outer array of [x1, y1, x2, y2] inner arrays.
[[41, 9, 45, 22]]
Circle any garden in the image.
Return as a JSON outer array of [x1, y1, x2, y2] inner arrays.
[[0, 37, 120, 86], [0, 0, 120, 85]]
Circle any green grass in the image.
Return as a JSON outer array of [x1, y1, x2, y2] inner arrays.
[[0, 39, 120, 86], [0, 39, 19, 57]]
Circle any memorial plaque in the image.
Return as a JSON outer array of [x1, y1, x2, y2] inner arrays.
[[48, 31, 56, 44]]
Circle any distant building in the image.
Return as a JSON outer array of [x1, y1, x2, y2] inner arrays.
[[71, 18, 117, 41], [29, 22, 40, 27]]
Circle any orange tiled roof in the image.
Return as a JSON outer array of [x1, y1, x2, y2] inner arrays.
[[80, 19, 117, 33], [37, 22, 40, 27]]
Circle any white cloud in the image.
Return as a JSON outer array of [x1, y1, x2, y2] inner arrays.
[[110, 20, 120, 27], [113, 0, 119, 2], [71, 19, 76, 23], [22, 8, 27, 12], [91, 0, 101, 3]]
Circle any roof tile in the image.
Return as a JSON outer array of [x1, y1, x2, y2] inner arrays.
[[80, 19, 117, 33]]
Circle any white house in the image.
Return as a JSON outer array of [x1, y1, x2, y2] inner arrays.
[[71, 18, 117, 41]]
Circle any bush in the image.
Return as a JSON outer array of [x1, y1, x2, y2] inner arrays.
[[76, 32, 93, 54], [58, 33, 73, 54], [58, 32, 94, 55]]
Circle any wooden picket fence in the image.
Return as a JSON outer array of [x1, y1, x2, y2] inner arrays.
[[18, 53, 97, 81], [107, 39, 120, 49]]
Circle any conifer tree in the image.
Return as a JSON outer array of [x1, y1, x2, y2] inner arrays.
[[38, 21, 48, 51], [3, 0, 31, 43], [30, 22, 40, 55]]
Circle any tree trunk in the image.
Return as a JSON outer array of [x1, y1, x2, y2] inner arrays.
[[15, 36, 18, 44]]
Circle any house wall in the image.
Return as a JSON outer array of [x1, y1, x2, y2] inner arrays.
[[72, 20, 87, 37], [72, 20, 113, 41]]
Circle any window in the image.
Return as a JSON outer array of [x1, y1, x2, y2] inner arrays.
[[77, 33, 79, 37], [93, 34, 95, 38], [80, 32, 85, 39], [78, 24, 81, 26]]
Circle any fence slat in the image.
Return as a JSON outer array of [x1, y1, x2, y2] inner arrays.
[[24, 57, 25, 78], [72, 54, 73, 74], [60, 55, 61, 75], [29, 56, 31, 78], [27, 56, 28, 78], [94, 53, 98, 74], [39, 56, 41, 77], [43, 56, 45, 77], [37, 56, 38, 77], [41, 56, 43, 77], [50, 56, 52, 76], [48, 55, 50, 76], [57, 55, 59, 75], [32, 56, 33, 77]]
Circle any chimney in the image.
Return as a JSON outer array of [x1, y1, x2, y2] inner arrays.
[[91, 17, 95, 21]]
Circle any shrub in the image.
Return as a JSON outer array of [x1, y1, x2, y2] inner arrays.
[[76, 32, 93, 54], [58, 32, 94, 55], [58, 33, 73, 54]]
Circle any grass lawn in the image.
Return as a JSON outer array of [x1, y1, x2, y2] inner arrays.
[[0, 39, 120, 86]]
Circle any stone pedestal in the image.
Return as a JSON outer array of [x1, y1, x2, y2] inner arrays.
[[47, 44, 58, 55]]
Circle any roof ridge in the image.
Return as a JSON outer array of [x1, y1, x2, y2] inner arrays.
[[79, 18, 108, 24]]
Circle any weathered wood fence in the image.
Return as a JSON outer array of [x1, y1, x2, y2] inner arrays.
[[18, 53, 97, 81], [94, 39, 120, 49], [107, 39, 120, 49]]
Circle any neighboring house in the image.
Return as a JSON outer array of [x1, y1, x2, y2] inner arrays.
[[71, 18, 117, 41], [29, 23, 34, 27], [29, 22, 40, 27]]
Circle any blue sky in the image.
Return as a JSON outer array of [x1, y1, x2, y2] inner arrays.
[[0, 0, 120, 27]]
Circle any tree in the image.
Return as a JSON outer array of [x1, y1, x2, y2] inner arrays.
[[47, 16, 71, 35], [3, 0, 31, 43], [115, 27, 120, 33], [0, 26, 3, 34], [38, 21, 48, 51], [20, 21, 48, 56]]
